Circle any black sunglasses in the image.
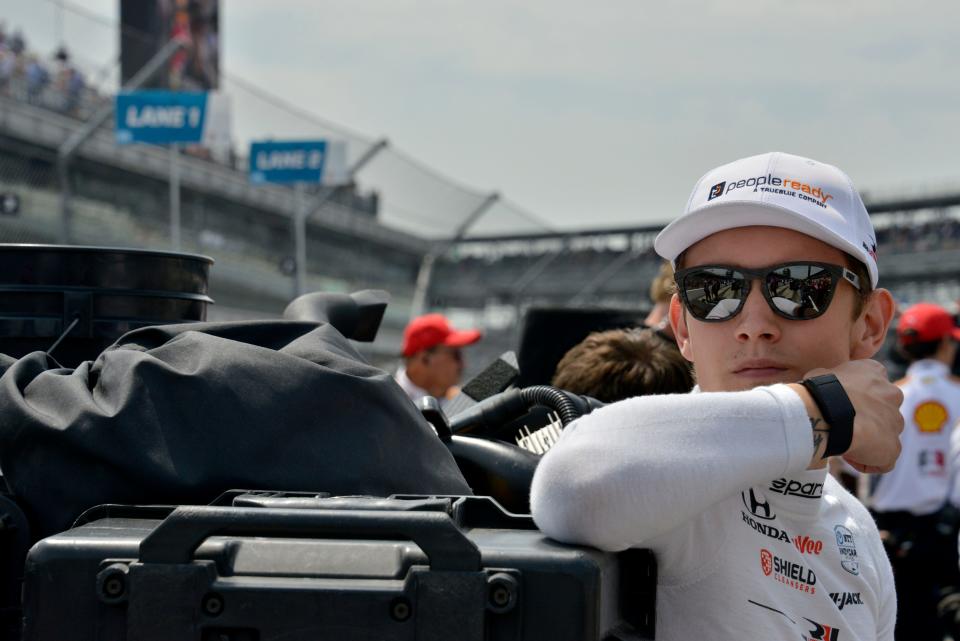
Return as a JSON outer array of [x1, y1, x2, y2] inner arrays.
[[674, 262, 863, 322]]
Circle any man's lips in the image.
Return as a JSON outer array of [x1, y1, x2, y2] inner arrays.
[[733, 360, 790, 377]]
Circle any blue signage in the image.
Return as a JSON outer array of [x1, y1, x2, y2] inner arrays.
[[249, 140, 331, 184], [115, 91, 208, 144]]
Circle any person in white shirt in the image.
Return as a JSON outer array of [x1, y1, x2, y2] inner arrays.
[[870, 302, 960, 639], [394, 313, 481, 406], [531, 151, 904, 640]]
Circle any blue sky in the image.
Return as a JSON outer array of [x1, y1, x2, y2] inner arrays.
[[4, 0, 959, 231]]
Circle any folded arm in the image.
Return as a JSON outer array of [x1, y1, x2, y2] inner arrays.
[[530, 384, 814, 551]]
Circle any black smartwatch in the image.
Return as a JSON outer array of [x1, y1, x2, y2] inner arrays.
[[800, 373, 856, 457]]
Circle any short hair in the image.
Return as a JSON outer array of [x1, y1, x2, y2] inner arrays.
[[649, 262, 675, 304], [551, 327, 694, 402], [898, 339, 942, 362]]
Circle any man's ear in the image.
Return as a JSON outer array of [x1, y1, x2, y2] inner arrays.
[[850, 288, 895, 360], [669, 294, 695, 362]]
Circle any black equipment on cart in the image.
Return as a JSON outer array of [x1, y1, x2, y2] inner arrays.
[[23, 493, 656, 641]]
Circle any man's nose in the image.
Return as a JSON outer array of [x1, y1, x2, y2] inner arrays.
[[735, 281, 781, 343]]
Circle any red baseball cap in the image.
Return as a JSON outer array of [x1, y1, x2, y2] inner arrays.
[[897, 303, 960, 345], [401, 313, 482, 357]]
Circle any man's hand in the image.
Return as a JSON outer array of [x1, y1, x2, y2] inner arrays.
[[791, 360, 904, 473]]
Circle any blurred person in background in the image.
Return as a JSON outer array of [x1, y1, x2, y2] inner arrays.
[[24, 53, 48, 104], [869, 302, 960, 640], [9, 28, 24, 56], [551, 327, 694, 402], [395, 313, 481, 406], [645, 261, 676, 340], [0, 46, 14, 94], [954, 303, 960, 377], [53, 47, 85, 117]]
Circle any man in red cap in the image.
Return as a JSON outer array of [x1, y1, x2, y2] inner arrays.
[[869, 302, 960, 639], [395, 313, 482, 406]]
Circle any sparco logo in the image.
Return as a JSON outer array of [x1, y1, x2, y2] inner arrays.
[[804, 619, 840, 641], [829, 591, 863, 611], [793, 535, 823, 555], [834, 525, 859, 575], [769, 478, 823, 499], [741, 488, 775, 520], [760, 548, 817, 595], [742, 511, 789, 541]]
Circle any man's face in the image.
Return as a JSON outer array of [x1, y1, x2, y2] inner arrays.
[[670, 226, 865, 392], [425, 345, 464, 394]]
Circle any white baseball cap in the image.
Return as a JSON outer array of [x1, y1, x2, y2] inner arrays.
[[654, 152, 879, 287]]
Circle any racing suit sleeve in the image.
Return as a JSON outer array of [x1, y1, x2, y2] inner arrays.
[[875, 539, 896, 641], [529, 384, 813, 552]]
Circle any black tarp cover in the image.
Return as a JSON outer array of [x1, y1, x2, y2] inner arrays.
[[0, 320, 471, 538]]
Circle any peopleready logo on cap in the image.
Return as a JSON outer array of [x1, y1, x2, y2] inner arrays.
[[654, 151, 880, 288], [707, 175, 833, 207]]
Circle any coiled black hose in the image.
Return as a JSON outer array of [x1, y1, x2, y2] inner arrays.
[[518, 385, 580, 426], [448, 385, 597, 436]]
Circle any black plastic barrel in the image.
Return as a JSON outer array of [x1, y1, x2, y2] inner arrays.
[[0, 244, 213, 367]]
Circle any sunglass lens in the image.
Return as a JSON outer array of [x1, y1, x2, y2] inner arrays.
[[683, 268, 747, 320], [765, 265, 835, 319]]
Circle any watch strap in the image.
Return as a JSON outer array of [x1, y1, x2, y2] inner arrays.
[[801, 373, 855, 458]]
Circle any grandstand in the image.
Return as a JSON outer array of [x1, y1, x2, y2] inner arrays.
[[0, 93, 426, 358], [430, 204, 960, 313], [0, 9, 547, 367], [2, 7, 959, 377]]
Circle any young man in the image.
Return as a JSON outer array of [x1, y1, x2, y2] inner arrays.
[[871, 302, 960, 638], [531, 152, 904, 639], [394, 313, 481, 405]]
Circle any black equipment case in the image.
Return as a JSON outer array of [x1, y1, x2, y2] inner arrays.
[[22, 493, 655, 641]]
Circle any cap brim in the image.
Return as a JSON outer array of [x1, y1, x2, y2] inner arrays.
[[444, 329, 482, 348], [898, 327, 960, 344], [654, 201, 879, 287]]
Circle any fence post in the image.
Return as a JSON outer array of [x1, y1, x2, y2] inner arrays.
[[56, 38, 183, 244], [169, 143, 181, 251], [410, 191, 499, 318], [291, 138, 389, 296]]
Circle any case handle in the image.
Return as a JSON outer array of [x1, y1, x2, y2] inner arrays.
[[139, 505, 481, 572]]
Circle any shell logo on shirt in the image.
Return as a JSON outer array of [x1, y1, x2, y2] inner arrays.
[[914, 400, 949, 433]]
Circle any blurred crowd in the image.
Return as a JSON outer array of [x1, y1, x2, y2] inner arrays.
[[877, 216, 960, 253], [0, 22, 101, 119]]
